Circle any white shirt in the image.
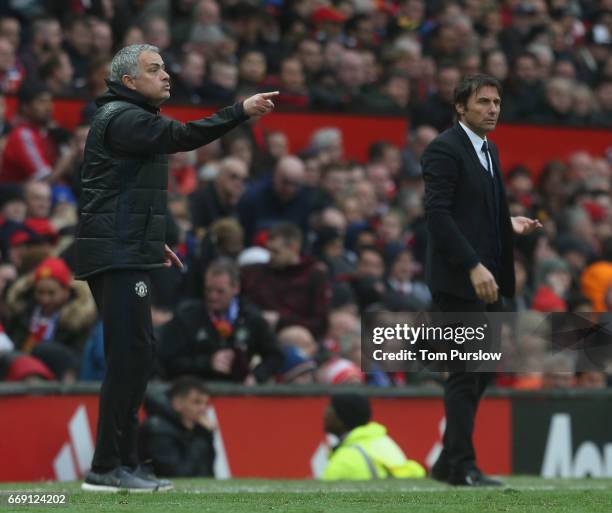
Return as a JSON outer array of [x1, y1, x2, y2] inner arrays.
[[459, 121, 493, 177]]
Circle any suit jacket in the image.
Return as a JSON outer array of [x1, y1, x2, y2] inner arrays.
[[422, 123, 515, 300]]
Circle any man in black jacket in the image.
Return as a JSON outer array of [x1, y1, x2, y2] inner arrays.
[[422, 74, 540, 486], [76, 44, 277, 492], [139, 377, 216, 477], [159, 258, 283, 384]]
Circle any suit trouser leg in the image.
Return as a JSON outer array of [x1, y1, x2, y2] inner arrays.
[[87, 270, 155, 473], [433, 293, 500, 477]]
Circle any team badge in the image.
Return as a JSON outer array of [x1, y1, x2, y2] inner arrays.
[[135, 281, 148, 297]]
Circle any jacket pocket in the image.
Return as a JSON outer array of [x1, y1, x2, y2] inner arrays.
[[140, 206, 153, 251]]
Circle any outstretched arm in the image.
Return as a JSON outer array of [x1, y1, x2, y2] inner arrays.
[[106, 92, 279, 155]]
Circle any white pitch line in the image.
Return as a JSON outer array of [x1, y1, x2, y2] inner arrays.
[[177, 484, 611, 494]]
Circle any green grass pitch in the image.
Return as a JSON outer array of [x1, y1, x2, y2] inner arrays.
[[1, 477, 610, 513]]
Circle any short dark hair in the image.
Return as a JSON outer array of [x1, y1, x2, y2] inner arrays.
[[206, 257, 240, 286], [169, 376, 209, 399], [268, 222, 302, 244], [453, 73, 502, 112]]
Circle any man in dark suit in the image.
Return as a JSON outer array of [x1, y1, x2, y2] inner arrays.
[[422, 74, 541, 486]]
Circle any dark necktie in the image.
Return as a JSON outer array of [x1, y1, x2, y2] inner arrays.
[[481, 140, 492, 177]]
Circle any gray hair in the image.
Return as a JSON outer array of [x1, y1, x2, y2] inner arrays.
[[109, 44, 159, 82]]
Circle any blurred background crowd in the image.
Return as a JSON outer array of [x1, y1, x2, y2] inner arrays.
[[0, 0, 610, 393]]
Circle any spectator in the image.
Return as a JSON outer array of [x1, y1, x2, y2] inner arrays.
[[241, 222, 331, 338], [142, 16, 176, 74], [593, 79, 612, 127], [189, 156, 248, 232], [5, 256, 97, 354], [139, 376, 215, 477], [541, 353, 575, 389], [411, 65, 460, 132], [238, 155, 313, 244], [0, 183, 26, 225], [0, 17, 20, 52], [238, 50, 266, 89], [24, 181, 51, 219], [572, 84, 599, 126], [0, 36, 24, 94], [186, 217, 245, 299], [370, 71, 412, 114], [350, 247, 386, 312], [277, 325, 318, 359], [0, 351, 55, 382], [311, 50, 367, 111], [276, 57, 309, 109], [39, 51, 75, 97], [483, 49, 509, 83], [581, 238, 612, 312], [1, 84, 60, 183], [321, 394, 426, 480], [309, 127, 344, 166], [169, 51, 206, 104], [90, 19, 114, 60], [531, 258, 572, 312], [31, 342, 80, 383], [62, 15, 92, 88], [295, 38, 324, 84], [530, 77, 576, 125], [384, 248, 431, 311], [80, 57, 111, 101], [159, 258, 282, 383], [401, 125, 438, 179], [503, 51, 544, 120], [317, 355, 364, 385], [189, 0, 224, 52], [277, 345, 317, 384], [201, 60, 238, 104], [165, 152, 196, 196], [19, 17, 63, 85]]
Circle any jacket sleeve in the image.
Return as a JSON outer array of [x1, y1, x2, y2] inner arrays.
[[422, 139, 480, 270], [106, 102, 249, 155]]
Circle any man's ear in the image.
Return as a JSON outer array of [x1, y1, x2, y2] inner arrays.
[[121, 74, 137, 90], [455, 102, 464, 117]]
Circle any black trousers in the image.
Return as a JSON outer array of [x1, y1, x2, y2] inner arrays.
[[432, 291, 502, 479], [87, 269, 155, 473]]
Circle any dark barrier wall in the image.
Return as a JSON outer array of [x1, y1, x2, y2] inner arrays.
[[512, 395, 612, 478], [0, 384, 611, 482], [5, 97, 611, 178]]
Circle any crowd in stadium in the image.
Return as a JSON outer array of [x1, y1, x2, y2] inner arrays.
[[0, 0, 610, 391]]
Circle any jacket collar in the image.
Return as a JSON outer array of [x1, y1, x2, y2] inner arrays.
[[95, 79, 160, 114]]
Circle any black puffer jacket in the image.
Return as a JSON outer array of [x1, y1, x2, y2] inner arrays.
[[75, 81, 248, 279]]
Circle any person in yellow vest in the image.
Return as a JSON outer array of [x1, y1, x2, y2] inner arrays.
[[321, 393, 426, 480]]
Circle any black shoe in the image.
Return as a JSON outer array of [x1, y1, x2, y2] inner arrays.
[[430, 449, 450, 482], [430, 457, 449, 482], [81, 466, 162, 492], [132, 464, 174, 492], [448, 469, 503, 487]]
